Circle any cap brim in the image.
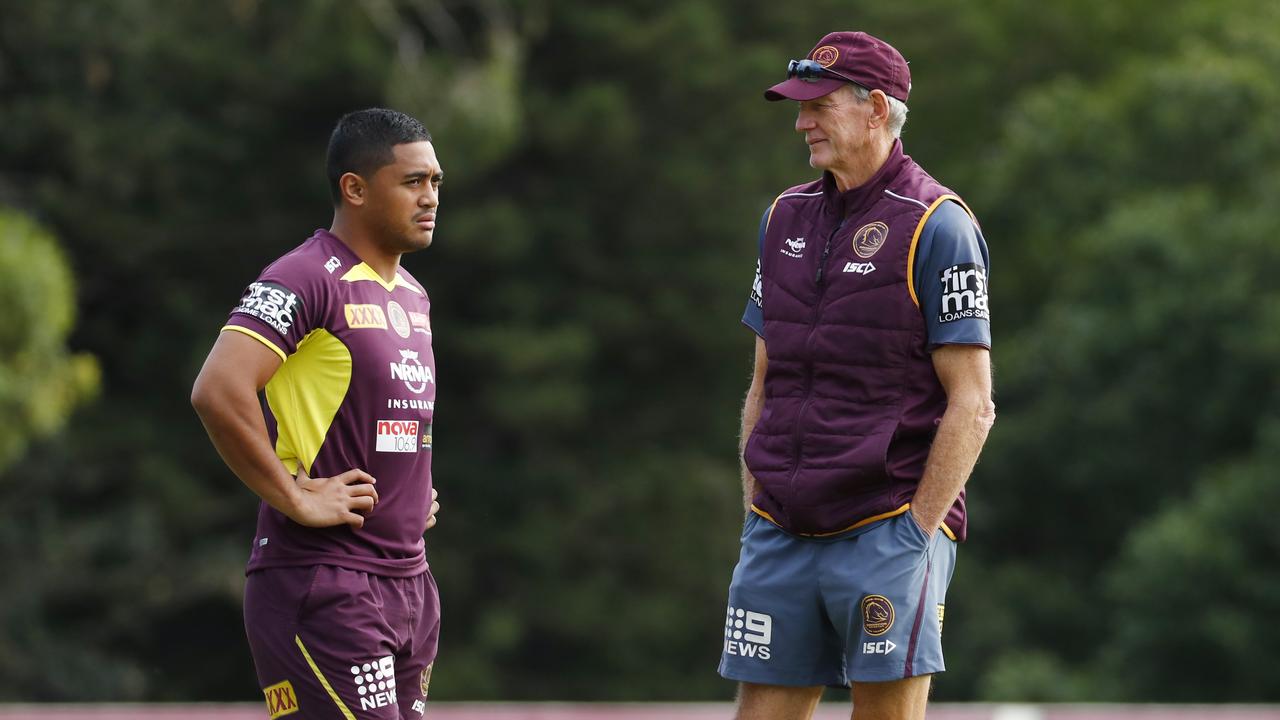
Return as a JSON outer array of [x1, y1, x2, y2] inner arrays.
[[763, 77, 846, 102]]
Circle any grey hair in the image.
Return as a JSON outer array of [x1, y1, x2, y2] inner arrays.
[[849, 84, 909, 138]]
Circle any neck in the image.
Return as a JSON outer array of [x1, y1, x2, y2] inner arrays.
[[829, 135, 894, 193], [329, 213, 401, 283]]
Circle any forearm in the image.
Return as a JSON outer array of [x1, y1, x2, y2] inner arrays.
[[911, 395, 995, 532], [193, 387, 301, 517]]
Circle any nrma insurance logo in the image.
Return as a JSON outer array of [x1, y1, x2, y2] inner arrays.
[[724, 606, 772, 660], [390, 349, 434, 394]]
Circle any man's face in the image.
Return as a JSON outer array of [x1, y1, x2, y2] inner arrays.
[[364, 141, 443, 253], [794, 85, 873, 173]]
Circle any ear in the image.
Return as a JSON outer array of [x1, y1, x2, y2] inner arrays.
[[867, 89, 891, 130], [339, 172, 367, 207]]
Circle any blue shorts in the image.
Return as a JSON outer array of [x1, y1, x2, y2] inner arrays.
[[718, 510, 956, 686]]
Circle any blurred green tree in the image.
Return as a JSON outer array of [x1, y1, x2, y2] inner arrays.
[[1100, 420, 1280, 700], [0, 209, 101, 695], [0, 210, 99, 470], [945, 1, 1280, 700]]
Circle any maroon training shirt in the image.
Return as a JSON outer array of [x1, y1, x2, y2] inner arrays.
[[224, 229, 436, 577]]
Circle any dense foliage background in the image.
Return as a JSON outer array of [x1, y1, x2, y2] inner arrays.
[[1, 0, 1276, 703]]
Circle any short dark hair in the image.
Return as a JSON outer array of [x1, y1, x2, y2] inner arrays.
[[326, 108, 433, 205]]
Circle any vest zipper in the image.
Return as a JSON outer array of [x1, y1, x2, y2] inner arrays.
[[815, 237, 833, 285], [787, 221, 850, 497]]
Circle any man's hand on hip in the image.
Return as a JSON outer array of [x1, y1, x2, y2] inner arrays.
[[290, 467, 379, 529]]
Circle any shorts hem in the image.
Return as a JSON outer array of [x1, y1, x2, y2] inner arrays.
[[718, 663, 843, 688], [848, 664, 945, 683]]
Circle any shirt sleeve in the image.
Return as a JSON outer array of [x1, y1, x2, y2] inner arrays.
[[913, 200, 991, 350], [222, 254, 321, 360], [741, 206, 770, 337]]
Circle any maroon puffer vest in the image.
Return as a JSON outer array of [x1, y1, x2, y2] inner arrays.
[[743, 140, 969, 540]]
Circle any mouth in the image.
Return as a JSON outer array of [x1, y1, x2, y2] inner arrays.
[[414, 213, 436, 230], [806, 138, 827, 147]]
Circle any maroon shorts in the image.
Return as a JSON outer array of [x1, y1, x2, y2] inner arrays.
[[244, 565, 440, 719]]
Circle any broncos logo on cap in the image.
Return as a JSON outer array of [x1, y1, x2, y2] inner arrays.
[[812, 45, 839, 67]]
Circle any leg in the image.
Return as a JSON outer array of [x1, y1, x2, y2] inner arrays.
[[245, 566, 399, 720], [824, 513, 958, 686], [395, 570, 441, 720], [294, 567, 403, 720], [719, 515, 845, 690], [851, 675, 931, 720], [736, 682, 824, 720]]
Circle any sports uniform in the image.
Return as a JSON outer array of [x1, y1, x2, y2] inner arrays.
[[720, 135, 990, 685], [225, 228, 439, 719]]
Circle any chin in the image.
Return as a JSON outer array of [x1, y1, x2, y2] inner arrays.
[[402, 231, 433, 252]]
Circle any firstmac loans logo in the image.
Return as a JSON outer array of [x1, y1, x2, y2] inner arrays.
[[724, 606, 773, 660], [235, 281, 301, 335], [938, 263, 989, 324]]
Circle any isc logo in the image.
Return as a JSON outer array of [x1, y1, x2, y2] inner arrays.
[[262, 680, 299, 718], [843, 261, 876, 275], [862, 639, 898, 655]]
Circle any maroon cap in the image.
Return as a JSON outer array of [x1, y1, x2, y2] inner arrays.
[[765, 31, 911, 103]]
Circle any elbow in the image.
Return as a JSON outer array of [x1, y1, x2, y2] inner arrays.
[[950, 392, 995, 435], [190, 374, 216, 418], [978, 398, 996, 435]]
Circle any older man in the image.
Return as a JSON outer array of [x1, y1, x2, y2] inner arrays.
[[720, 32, 995, 720]]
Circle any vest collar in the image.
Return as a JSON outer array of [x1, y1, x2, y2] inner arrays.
[[821, 139, 907, 218]]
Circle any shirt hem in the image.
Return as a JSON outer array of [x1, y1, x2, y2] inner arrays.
[[247, 550, 427, 578]]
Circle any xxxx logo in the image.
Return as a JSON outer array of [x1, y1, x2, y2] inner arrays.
[[263, 680, 299, 718], [345, 303, 388, 330]]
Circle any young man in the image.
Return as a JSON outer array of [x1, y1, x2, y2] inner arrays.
[[721, 32, 996, 720], [192, 108, 444, 720]]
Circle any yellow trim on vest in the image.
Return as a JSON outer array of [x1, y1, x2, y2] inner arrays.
[[906, 194, 973, 308], [751, 502, 958, 540], [264, 329, 352, 475], [221, 325, 287, 363], [339, 262, 423, 294], [764, 185, 815, 234], [294, 635, 356, 720]]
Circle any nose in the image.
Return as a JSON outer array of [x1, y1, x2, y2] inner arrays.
[[795, 110, 816, 133], [420, 185, 438, 208]]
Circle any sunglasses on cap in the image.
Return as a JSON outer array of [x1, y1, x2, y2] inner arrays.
[[786, 59, 865, 88]]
